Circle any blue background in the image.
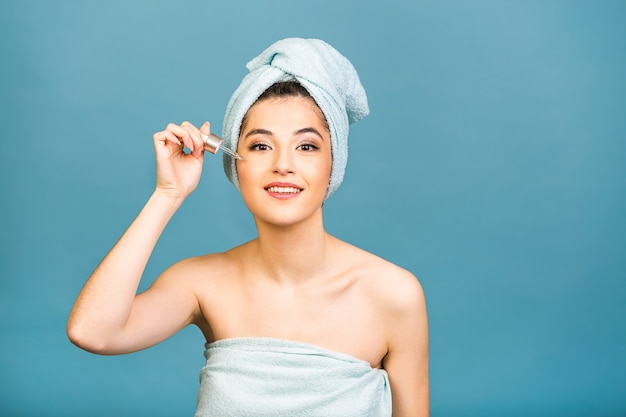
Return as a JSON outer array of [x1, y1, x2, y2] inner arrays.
[[1, 1, 625, 416]]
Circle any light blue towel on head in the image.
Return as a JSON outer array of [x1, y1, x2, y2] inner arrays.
[[222, 37, 369, 199], [194, 338, 391, 417]]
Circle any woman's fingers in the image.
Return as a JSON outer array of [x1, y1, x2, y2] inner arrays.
[[153, 121, 212, 160], [153, 129, 182, 146], [199, 121, 211, 136], [181, 121, 207, 158], [168, 122, 194, 152]]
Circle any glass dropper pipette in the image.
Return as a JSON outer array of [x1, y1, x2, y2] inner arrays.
[[201, 133, 243, 160]]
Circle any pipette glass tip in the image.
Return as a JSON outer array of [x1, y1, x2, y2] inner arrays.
[[221, 146, 243, 160]]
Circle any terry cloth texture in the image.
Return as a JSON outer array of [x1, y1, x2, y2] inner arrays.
[[221, 37, 369, 199], [195, 338, 391, 417]]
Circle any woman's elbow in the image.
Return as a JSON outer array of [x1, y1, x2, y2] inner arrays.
[[66, 320, 109, 354]]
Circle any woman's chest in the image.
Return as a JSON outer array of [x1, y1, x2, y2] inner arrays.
[[197, 279, 389, 368]]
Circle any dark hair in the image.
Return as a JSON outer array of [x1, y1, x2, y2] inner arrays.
[[257, 81, 312, 101], [240, 81, 328, 134]]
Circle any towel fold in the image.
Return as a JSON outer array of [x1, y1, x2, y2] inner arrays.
[[222, 38, 369, 199], [195, 338, 391, 417]]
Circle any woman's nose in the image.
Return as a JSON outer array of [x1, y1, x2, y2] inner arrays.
[[272, 146, 295, 175]]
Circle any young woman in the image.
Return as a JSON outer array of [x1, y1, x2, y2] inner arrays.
[[67, 38, 428, 417]]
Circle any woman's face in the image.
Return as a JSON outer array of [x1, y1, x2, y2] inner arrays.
[[236, 95, 332, 227]]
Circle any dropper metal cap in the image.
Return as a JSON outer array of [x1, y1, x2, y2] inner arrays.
[[202, 133, 224, 154]]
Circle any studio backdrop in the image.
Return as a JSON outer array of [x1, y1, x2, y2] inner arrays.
[[1, 1, 625, 416]]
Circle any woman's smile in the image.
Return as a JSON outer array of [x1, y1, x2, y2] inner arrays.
[[264, 182, 304, 199]]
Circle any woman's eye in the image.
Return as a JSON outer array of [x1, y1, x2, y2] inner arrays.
[[298, 143, 319, 152], [250, 143, 271, 151]]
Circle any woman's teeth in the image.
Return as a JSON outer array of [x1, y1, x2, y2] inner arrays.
[[266, 186, 301, 193]]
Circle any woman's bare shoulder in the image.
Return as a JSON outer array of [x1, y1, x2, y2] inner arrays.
[[154, 243, 248, 288], [336, 240, 425, 314]]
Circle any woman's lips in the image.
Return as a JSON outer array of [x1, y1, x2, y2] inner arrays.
[[264, 182, 303, 199]]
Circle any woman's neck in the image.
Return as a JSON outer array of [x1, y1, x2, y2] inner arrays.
[[250, 211, 334, 286]]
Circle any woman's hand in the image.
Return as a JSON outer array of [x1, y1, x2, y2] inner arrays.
[[152, 121, 211, 200]]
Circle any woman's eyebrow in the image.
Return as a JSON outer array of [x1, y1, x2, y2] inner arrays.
[[294, 127, 324, 139], [244, 128, 273, 139]]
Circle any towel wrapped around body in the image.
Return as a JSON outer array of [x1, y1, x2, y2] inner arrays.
[[194, 338, 391, 417]]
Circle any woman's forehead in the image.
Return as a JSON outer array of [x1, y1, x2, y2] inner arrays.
[[242, 96, 329, 134]]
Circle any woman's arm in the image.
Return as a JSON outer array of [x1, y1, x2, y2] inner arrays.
[[383, 271, 429, 417], [66, 121, 210, 354]]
